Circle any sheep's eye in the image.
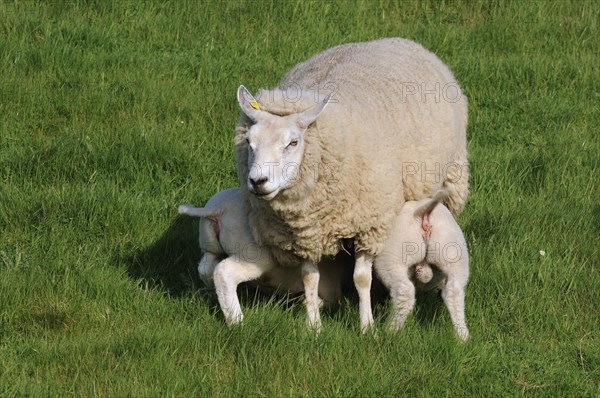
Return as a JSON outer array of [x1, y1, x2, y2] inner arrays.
[[245, 137, 250, 145], [287, 140, 298, 148]]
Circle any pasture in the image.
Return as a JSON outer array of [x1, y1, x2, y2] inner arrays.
[[1, 1, 598, 396]]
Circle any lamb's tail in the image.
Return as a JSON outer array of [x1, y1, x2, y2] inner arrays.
[[413, 188, 450, 218], [412, 189, 450, 285], [442, 157, 469, 216], [178, 204, 223, 219]]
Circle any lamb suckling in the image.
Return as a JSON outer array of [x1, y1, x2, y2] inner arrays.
[[374, 189, 470, 341], [235, 38, 469, 332], [178, 187, 349, 326]]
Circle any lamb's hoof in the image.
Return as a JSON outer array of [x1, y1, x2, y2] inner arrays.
[[386, 324, 400, 334], [225, 314, 244, 326], [386, 316, 406, 333], [456, 327, 469, 342], [306, 320, 322, 335], [361, 325, 379, 339], [360, 320, 375, 335]]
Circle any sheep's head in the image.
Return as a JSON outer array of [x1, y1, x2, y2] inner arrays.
[[237, 85, 329, 201]]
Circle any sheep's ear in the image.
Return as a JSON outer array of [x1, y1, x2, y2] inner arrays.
[[296, 94, 330, 130], [237, 85, 262, 122]]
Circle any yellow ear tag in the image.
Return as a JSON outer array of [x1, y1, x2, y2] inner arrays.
[[250, 101, 261, 110]]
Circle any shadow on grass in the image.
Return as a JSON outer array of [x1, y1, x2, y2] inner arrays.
[[369, 285, 446, 330], [115, 215, 204, 297], [413, 290, 445, 327]]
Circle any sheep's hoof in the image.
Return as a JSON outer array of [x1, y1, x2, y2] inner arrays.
[[361, 325, 379, 339], [456, 327, 469, 342], [360, 320, 375, 335], [386, 324, 400, 333], [225, 314, 244, 326], [306, 320, 322, 335]]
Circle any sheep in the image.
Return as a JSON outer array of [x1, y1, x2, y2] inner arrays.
[[374, 189, 470, 341], [234, 38, 469, 332], [178, 187, 349, 326]]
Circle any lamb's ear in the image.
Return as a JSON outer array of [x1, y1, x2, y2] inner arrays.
[[296, 94, 330, 130], [237, 85, 262, 122]]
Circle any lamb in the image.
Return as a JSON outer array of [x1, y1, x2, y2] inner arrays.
[[178, 187, 349, 325], [374, 189, 470, 341], [234, 38, 469, 331]]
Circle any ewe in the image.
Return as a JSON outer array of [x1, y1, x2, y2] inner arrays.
[[235, 38, 469, 332]]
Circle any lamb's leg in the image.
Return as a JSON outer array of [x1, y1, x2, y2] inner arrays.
[[354, 252, 374, 333], [440, 270, 469, 341], [301, 261, 321, 333], [387, 267, 416, 332], [213, 255, 274, 325], [198, 252, 220, 289]]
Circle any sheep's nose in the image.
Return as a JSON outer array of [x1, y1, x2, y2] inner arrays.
[[249, 176, 268, 189]]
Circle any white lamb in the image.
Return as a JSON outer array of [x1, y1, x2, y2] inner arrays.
[[374, 189, 470, 341], [178, 187, 348, 325], [234, 38, 469, 331]]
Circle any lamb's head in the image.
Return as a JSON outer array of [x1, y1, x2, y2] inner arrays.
[[237, 85, 328, 201]]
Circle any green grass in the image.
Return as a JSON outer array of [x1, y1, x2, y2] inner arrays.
[[1, 0, 598, 396]]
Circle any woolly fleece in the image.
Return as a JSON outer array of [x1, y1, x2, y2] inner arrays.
[[235, 38, 469, 266]]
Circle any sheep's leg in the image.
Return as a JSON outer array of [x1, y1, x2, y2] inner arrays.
[[198, 252, 220, 289], [441, 271, 469, 341], [301, 261, 321, 333], [354, 252, 374, 333], [213, 256, 274, 325], [387, 266, 416, 332]]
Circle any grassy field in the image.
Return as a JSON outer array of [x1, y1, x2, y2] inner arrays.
[[1, 0, 598, 396]]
